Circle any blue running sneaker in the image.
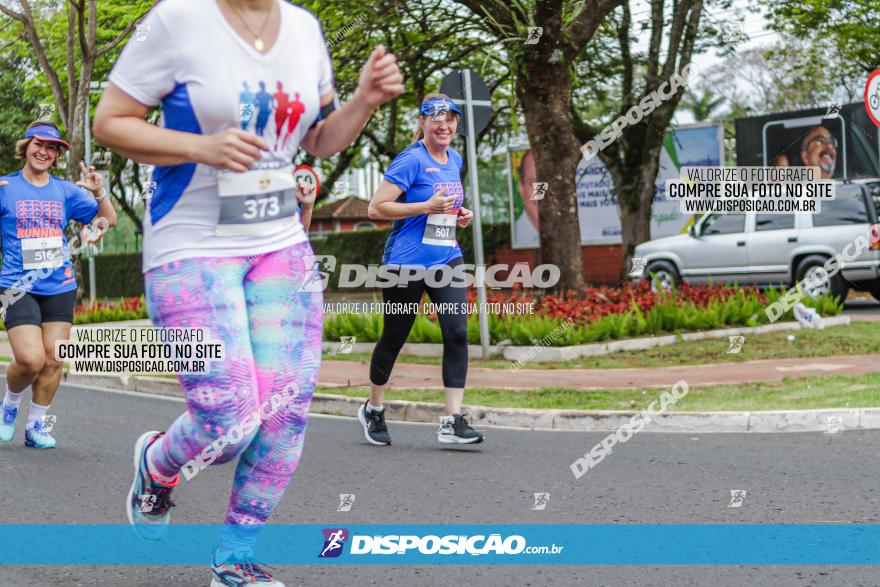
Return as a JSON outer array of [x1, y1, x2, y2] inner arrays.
[[24, 419, 55, 448], [126, 431, 177, 542], [211, 549, 284, 587], [0, 403, 16, 442]]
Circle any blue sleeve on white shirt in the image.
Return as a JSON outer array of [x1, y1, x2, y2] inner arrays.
[[66, 182, 100, 224], [383, 150, 420, 194]]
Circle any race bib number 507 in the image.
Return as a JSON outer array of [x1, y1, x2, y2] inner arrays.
[[422, 181, 464, 246]]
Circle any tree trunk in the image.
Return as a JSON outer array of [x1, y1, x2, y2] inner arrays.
[[612, 136, 663, 278], [516, 61, 585, 292], [66, 67, 93, 303]]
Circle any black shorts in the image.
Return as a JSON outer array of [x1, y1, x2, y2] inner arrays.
[[1, 289, 77, 330]]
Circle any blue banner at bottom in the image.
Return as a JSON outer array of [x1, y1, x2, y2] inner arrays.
[[1, 524, 879, 565]]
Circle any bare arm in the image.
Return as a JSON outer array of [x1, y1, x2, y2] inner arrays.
[[76, 162, 118, 228], [300, 91, 374, 158], [301, 45, 403, 158], [296, 180, 316, 231], [93, 84, 269, 172], [368, 180, 455, 221]]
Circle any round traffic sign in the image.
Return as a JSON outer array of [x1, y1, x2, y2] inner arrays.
[[865, 69, 880, 128], [293, 164, 320, 197]]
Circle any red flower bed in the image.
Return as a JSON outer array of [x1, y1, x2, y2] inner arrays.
[[74, 296, 145, 316], [464, 283, 765, 323]]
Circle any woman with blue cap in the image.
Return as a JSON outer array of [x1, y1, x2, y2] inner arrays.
[[362, 93, 484, 446], [0, 120, 117, 449]]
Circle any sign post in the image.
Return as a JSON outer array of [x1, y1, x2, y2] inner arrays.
[[84, 81, 108, 306], [440, 70, 492, 358]]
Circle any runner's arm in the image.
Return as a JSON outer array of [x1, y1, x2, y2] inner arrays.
[[93, 85, 202, 166], [76, 162, 118, 228], [368, 181, 454, 221], [300, 91, 374, 158], [296, 180, 316, 231], [93, 84, 268, 172], [301, 45, 403, 158]]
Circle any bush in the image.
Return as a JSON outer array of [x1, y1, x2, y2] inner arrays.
[[73, 296, 148, 324], [322, 284, 845, 346]]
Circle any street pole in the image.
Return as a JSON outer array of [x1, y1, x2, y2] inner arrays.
[[83, 81, 108, 307], [463, 69, 490, 359], [84, 94, 96, 306]]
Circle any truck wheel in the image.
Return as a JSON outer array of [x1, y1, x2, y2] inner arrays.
[[645, 260, 681, 292], [795, 255, 849, 304]]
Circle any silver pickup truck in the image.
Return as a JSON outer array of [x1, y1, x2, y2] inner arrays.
[[632, 180, 880, 303]]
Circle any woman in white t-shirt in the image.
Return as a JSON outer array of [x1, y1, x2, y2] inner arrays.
[[93, 1, 402, 584]]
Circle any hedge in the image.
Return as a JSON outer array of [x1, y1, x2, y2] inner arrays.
[[94, 222, 514, 297], [95, 253, 146, 298], [324, 287, 845, 346]]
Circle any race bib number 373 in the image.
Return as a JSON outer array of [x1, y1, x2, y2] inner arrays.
[[216, 166, 297, 236]]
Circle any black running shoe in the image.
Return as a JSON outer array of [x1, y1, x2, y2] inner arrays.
[[437, 413, 484, 444], [357, 401, 391, 445]]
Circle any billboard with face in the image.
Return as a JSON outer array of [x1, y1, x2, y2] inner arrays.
[[734, 102, 880, 180]]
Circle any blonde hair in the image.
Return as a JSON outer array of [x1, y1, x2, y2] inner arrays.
[[413, 93, 458, 142], [15, 121, 66, 164]]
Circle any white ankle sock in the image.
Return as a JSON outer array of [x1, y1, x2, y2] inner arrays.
[[2, 385, 23, 409], [366, 403, 383, 413], [26, 402, 49, 430]]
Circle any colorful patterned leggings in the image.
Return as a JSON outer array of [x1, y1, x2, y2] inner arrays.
[[143, 241, 323, 552]]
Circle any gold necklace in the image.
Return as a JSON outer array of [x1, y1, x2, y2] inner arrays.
[[224, 0, 273, 52]]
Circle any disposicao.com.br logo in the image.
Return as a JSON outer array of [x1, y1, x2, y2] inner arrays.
[[318, 528, 563, 558]]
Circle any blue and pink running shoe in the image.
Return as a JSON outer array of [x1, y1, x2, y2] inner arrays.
[[126, 431, 178, 542], [211, 549, 284, 587]]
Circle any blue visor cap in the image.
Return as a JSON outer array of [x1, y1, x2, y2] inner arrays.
[[24, 124, 71, 150], [421, 98, 462, 118]]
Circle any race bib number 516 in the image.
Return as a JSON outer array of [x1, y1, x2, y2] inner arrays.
[[22, 236, 63, 270]]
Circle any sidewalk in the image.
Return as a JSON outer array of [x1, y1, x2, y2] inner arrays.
[[319, 354, 880, 390]]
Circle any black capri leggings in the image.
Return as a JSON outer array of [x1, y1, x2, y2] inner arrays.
[[370, 258, 468, 388]]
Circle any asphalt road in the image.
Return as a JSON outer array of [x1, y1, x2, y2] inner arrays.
[[1, 381, 879, 586], [843, 298, 880, 316]]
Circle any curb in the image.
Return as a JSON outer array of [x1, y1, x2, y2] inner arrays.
[[39, 368, 879, 434], [501, 315, 851, 362]]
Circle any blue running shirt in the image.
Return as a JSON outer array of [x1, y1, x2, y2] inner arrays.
[[382, 141, 465, 267], [0, 171, 99, 295]]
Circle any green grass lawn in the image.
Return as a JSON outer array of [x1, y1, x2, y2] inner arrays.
[[319, 371, 880, 412], [325, 320, 880, 370]]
